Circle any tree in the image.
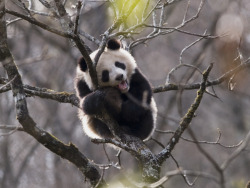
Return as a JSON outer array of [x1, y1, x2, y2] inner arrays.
[[0, 0, 250, 188]]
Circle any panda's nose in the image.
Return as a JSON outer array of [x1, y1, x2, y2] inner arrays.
[[116, 74, 124, 81]]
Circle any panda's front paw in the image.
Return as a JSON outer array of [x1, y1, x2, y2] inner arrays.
[[102, 87, 122, 114], [82, 90, 105, 115]]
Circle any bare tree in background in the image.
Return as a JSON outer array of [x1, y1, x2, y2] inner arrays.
[[0, 0, 250, 188]]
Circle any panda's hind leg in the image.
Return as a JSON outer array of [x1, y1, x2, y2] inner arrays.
[[126, 110, 154, 140], [87, 118, 113, 139]]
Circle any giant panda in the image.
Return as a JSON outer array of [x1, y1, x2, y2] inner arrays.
[[75, 39, 157, 141]]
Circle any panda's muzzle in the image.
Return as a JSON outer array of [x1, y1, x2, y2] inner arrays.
[[115, 74, 124, 81], [116, 74, 129, 92]]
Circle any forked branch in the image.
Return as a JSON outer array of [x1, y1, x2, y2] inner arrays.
[[156, 63, 213, 164]]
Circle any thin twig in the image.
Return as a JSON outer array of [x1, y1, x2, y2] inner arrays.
[[0, 126, 22, 136], [148, 169, 219, 188], [182, 0, 191, 24], [170, 154, 198, 186], [166, 63, 203, 84], [155, 129, 243, 148], [38, 0, 51, 8], [6, 9, 73, 38], [221, 130, 250, 170], [6, 18, 22, 26], [153, 59, 250, 93], [103, 144, 111, 163], [79, 30, 101, 46], [74, 1, 82, 34], [179, 31, 207, 64], [17, 0, 32, 17], [0, 76, 17, 90]]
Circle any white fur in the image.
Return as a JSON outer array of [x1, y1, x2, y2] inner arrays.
[[76, 45, 157, 141], [143, 98, 158, 141], [77, 47, 137, 90], [78, 97, 102, 139], [76, 66, 94, 91], [91, 48, 137, 88], [76, 47, 140, 140], [80, 98, 158, 141]]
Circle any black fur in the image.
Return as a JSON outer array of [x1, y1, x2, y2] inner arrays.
[[83, 87, 121, 118], [83, 90, 105, 115], [78, 57, 88, 72], [76, 79, 92, 98], [119, 68, 154, 139], [75, 40, 156, 141], [102, 70, 109, 82], [115, 61, 126, 70], [107, 39, 121, 50], [88, 118, 113, 138], [82, 69, 154, 140], [128, 69, 152, 104]]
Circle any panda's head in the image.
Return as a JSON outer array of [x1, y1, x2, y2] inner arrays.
[[77, 39, 137, 93]]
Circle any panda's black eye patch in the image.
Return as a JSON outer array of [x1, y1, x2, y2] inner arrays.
[[102, 70, 109, 82], [115, 61, 126, 70]]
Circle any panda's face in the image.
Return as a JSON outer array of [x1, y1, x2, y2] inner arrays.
[[91, 48, 137, 93], [99, 60, 128, 92]]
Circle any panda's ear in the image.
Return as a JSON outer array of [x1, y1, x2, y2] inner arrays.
[[78, 57, 88, 72], [107, 39, 121, 50]]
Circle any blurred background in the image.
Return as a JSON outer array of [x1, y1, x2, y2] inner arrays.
[[0, 0, 250, 187]]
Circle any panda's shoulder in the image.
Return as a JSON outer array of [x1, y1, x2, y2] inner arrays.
[[130, 68, 149, 82]]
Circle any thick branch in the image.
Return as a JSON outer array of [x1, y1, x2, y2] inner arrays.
[[1, 59, 249, 109], [92, 110, 160, 183], [73, 35, 98, 88], [0, 4, 103, 187], [93, 135, 160, 183], [5, 8, 98, 89], [5, 9, 72, 38], [0, 81, 79, 107], [53, 0, 98, 88], [24, 85, 80, 107]]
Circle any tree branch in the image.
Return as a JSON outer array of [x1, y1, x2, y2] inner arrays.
[[0, 80, 79, 107], [5, 6, 98, 89], [94, 0, 142, 65], [153, 60, 250, 93], [155, 128, 243, 148], [148, 169, 220, 188], [156, 63, 213, 164], [74, 1, 82, 34], [92, 134, 161, 183], [221, 130, 250, 170], [91, 110, 160, 183], [1, 59, 249, 109], [5, 9, 72, 38], [0, 3, 104, 187], [24, 85, 80, 107]]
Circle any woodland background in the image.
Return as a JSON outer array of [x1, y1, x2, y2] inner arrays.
[[0, 0, 250, 188]]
